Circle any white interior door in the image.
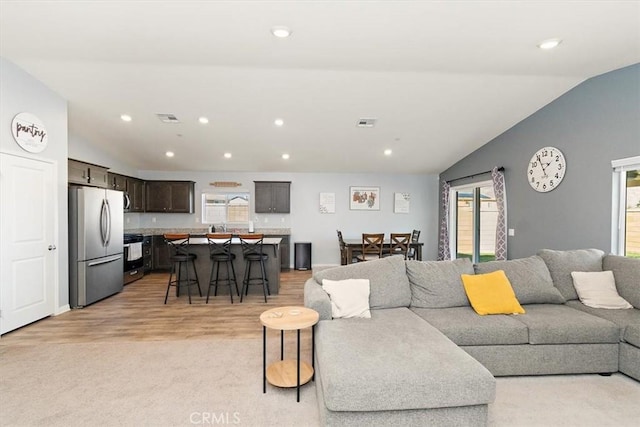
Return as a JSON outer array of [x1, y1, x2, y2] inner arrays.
[[0, 153, 56, 335]]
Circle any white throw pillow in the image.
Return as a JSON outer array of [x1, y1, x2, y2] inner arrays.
[[321, 279, 371, 319], [571, 271, 633, 309]]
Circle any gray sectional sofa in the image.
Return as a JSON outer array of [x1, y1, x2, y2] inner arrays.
[[304, 249, 640, 426]]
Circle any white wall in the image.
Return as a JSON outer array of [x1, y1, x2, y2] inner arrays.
[[0, 57, 69, 311], [69, 134, 138, 176], [137, 170, 440, 266]]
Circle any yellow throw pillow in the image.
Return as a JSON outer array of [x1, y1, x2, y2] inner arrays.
[[461, 270, 525, 315]]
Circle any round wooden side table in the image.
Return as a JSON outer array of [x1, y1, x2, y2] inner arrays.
[[260, 306, 319, 402]]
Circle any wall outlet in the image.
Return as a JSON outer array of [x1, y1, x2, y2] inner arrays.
[[264, 217, 268, 223], [152, 217, 156, 223], [195, 217, 200, 223], [508, 228, 515, 236], [126, 217, 130, 224], [281, 217, 285, 223]]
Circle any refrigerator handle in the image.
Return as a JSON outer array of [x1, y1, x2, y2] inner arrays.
[[104, 198, 111, 246], [100, 199, 107, 246]]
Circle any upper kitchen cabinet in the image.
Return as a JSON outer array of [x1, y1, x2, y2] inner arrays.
[[145, 180, 195, 213], [68, 159, 109, 188], [107, 172, 127, 191], [254, 181, 291, 213], [127, 177, 145, 212]]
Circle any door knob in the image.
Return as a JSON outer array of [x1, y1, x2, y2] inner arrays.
[[48, 245, 57, 251]]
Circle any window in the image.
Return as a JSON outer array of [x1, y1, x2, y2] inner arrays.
[[612, 156, 640, 258], [450, 180, 497, 263], [202, 192, 250, 225]]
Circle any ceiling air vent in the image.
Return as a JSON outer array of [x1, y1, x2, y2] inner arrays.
[[357, 118, 376, 128], [156, 113, 181, 124]]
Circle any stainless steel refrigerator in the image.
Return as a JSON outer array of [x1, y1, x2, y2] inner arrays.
[[69, 186, 124, 308]]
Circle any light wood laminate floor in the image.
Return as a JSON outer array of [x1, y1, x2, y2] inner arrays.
[[0, 270, 313, 345]]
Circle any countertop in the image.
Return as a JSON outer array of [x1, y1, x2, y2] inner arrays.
[[124, 228, 290, 236], [188, 237, 282, 245]]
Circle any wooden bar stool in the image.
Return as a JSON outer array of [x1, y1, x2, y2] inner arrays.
[[239, 234, 270, 303], [206, 233, 239, 303], [163, 233, 201, 304]]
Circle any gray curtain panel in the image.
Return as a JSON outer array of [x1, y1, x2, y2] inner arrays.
[[438, 180, 451, 261], [491, 166, 507, 261]]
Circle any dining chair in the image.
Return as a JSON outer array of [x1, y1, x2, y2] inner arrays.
[[384, 233, 411, 259], [337, 230, 360, 265], [356, 233, 384, 262], [407, 229, 421, 260]]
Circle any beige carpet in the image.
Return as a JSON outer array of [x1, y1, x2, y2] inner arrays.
[[2, 339, 640, 426]]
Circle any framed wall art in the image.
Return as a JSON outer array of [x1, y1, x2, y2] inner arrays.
[[350, 186, 380, 210]]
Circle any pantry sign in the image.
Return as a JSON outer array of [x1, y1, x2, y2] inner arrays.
[[11, 112, 48, 153]]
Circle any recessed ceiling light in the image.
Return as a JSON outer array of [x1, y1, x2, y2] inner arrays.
[[537, 38, 562, 50], [271, 26, 291, 38], [274, 118, 284, 127], [384, 149, 393, 156], [165, 151, 174, 158], [199, 117, 209, 124], [282, 153, 290, 160], [224, 152, 232, 159], [120, 114, 132, 122]]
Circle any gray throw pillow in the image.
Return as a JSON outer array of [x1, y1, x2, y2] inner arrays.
[[407, 258, 474, 308], [537, 248, 604, 301], [603, 255, 640, 308], [313, 256, 411, 309], [474, 256, 566, 304]]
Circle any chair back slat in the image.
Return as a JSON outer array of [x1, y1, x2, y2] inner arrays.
[[389, 233, 411, 259], [164, 233, 190, 257], [206, 233, 233, 258], [238, 234, 264, 257], [361, 233, 384, 259]]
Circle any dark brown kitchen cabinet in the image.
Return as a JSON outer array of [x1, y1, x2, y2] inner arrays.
[[142, 235, 153, 274], [68, 159, 109, 188], [254, 181, 291, 213], [152, 235, 171, 270], [127, 177, 145, 212], [145, 180, 195, 213], [107, 172, 127, 191]]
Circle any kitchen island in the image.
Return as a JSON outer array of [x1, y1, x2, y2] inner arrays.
[[183, 236, 281, 297]]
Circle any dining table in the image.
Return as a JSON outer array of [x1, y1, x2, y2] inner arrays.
[[342, 238, 423, 264]]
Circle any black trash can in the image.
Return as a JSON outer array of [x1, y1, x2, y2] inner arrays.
[[294, 242, 312, 270]]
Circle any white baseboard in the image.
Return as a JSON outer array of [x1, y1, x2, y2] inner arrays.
[[55, 305, 70, 315]]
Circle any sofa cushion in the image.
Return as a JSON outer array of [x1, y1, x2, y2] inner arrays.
[[407, 258, 473, 308], [315, 307, 496, 412], [571, 271, 633, 309], [461, 270, 526, 315], [602, 255, 640, 308], [410, 306, 529, 346], [624, 323, 640, 347], [566, 300, 640, 341], [474, 256, 565, 304], [537, 248, 604, 301], [314, 256, 411, 309], [513, 304, 619, 345], [321, 279, 371, 319]]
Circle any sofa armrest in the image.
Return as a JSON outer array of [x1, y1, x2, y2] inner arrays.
[[304, 278, 332, 320]]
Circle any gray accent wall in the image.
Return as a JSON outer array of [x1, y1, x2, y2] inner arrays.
[[440, 64, 640, 259]]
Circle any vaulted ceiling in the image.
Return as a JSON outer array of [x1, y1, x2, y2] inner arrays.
[[1, 1, 638, 174]]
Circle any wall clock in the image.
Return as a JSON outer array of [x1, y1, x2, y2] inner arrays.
[[527, 146, 566, 192]]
